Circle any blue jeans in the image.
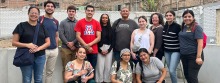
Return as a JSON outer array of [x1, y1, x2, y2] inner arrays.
[[164, 51, 180, 83], [113, 51, 121, 62], [20, 55, 46, 83]]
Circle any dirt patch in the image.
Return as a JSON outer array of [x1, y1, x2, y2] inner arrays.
[[0, 38, 14, 48]]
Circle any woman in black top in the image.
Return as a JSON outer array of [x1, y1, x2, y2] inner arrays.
[[149, 13, 164, 60], [12, 7, 50, 83], [95, 14, 113, 82], [163, 10, 181, 83]]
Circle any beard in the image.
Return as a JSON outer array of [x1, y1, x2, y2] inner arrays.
[[122, 15, 129, 19], [45, 10, 54, 15]]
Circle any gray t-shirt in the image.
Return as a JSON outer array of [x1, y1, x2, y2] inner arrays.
[[113, 19, 138, 51], [135, 57, 164, 83], [178, 25, 203, 55]]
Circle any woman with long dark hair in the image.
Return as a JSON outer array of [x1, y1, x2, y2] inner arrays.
[[135, 48, 166, 83], [179, 10, 204, 83], [163, 10, 181, 83], [95, 14, 113, 82]]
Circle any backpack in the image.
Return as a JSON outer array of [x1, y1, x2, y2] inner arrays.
[[192, 23, 207, 49], [116, 61, 134, 72], [38, 15, 59, 27], [112, 18, 121, 31]]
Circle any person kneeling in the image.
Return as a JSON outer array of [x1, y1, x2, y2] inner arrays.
[[136, 48, 166, 83], [64, 47, 95, 83], [110, 48, 136, 83]]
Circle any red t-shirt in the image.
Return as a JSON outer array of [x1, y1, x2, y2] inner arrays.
[[74, 18, 102, 54]]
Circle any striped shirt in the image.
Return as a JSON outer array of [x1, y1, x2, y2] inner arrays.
[[162, 22, 181, 52]]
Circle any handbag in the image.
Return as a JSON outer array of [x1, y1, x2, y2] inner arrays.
[[132, 29, 146, 52], [13, 23, 40, 67], [132, 41, 141, 52]]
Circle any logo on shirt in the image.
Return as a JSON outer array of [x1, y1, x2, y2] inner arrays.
[[116, 24, 130, 32], [84, 25, 94, 35]]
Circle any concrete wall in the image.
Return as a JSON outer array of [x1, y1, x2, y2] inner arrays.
[[0, 9, 153, 38], [0, 45, 220, 83], [0, 48, 63, 83]]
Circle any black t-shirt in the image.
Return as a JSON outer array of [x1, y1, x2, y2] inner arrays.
[[12, 22, 49, 56]]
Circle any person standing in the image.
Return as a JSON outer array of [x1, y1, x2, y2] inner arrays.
[[163, 10, 181, 83], [130, 16, 155, 64], [40, 1, 59, 83], [12, 6, 50, 83], [149, 13, 164, 60], [74, 5, 101, 70], [112, 7, 138, 61], [95, 14, 113, 82], [179, 10, 204, 83], [59, 5, 78, 82]]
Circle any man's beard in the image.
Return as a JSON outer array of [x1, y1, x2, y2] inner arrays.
[[45, 11, 54, 15], [122, 15, 128, 19]]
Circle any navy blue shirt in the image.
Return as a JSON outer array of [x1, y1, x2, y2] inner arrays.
[[178, 25, 203, 55], [40, 16, 58, 49]]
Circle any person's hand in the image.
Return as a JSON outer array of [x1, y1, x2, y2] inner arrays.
[[27, 43, 37, 49], [153, 54, 156, 57], [80, 70, 88, 75], [81, 77, 89, 83], [74, 73, 81, 77], [131, 52, 137, 60], [148, 50, 152, 55], [70, 46, 76, 50], [101, 50, 108, 55], [67, 42, 74, 48], [196, 57, 203, 65], [84, 44, 90, 48], [29, 44, 38, 53], [87, 47, 93, 53]]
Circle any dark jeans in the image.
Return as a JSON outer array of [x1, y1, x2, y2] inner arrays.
[[113, 51, 121, 62], [181, 52, 204, 83], [155, 49, 164, 60], [86, 54, 97, 69]]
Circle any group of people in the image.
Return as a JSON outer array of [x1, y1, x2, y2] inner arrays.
[[12, 0, 205, 83]]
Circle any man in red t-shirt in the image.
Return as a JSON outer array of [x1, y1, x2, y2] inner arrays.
[[74, 5, 101, 69]]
